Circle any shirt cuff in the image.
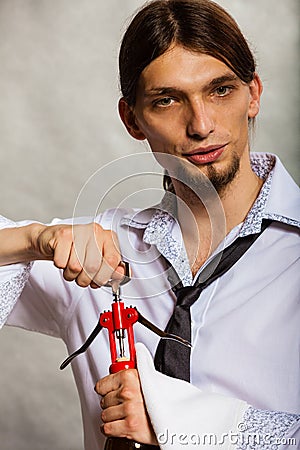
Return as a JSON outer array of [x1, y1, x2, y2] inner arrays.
[[236, 406, 300, 449], [0, 263, 32, 328]]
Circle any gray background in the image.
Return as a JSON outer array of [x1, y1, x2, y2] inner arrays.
[[0, 1, 299, 449]]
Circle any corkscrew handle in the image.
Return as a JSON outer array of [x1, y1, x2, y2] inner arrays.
[[100, 301, 138, 373]]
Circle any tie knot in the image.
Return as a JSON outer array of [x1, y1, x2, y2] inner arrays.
[[174, 285, 203, 308]]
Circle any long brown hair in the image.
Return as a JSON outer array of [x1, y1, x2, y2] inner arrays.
[[119, 0, 256, 106]]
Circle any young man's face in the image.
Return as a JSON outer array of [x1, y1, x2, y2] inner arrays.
[[120, 45, 262, 192]]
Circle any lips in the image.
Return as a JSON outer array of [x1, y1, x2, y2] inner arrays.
[[183, 144, 227, 165]]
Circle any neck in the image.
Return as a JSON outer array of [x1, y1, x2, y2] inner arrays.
[[172, 153, 264, 273]]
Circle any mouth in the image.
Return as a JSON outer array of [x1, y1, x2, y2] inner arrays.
[[182, 144, 227, 165]]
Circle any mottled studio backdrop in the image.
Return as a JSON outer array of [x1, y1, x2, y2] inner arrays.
[[0, 1, 299, 449]]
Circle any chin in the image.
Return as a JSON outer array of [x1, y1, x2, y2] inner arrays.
[[205, 152, 240, 194], [168, 151, 241, 201]]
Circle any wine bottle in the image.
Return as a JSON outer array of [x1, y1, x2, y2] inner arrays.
[[104, 437, 159, 449]]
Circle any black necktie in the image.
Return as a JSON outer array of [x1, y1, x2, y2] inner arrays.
[[154, 220, 271, 381]]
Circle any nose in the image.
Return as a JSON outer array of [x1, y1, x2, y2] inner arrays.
[[186, 100, 215, 139]]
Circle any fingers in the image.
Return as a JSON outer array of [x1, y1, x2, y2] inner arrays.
[[95, 372, 118, 397], [96, 371, 137, 435], [63, 242, 87, 283], [91, 243, 121, 287], [51, 228, 74, 268], [95, 370, 158, 445], [96, 370, 140, 424], [74, 226, 123, 288], [46, 222, 124, 288], [101, 408, 141, 439], [101, 403, 126, 424], [95, 369, 138, 398], [101, 418, 126, 439], [64, 229, 103, 286]]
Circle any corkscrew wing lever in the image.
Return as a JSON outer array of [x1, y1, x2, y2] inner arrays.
[[60, 321, 103, 370], [137, 311, 192, 348], [60, 309, 191, 370]]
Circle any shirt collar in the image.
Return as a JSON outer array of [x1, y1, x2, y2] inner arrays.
[[121, 152, 300, 235], [239, 153, 300, 235], [121, 193, 192, 284]]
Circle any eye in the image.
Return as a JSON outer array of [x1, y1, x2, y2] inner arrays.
[[214, 86, 233, 97], [153, 97, 175, 107]]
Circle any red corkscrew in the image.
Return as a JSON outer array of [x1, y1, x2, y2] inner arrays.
[[60, 263, 190, 449]]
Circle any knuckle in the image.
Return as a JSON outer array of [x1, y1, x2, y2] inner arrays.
[[57, 225, 72, 240], [104, 254, 120, 269], [83, 262, 100, 281], [91, 279, 103, 288], [119, 386, 134, 402], [94, 381, 103, 396], [63, 270, 74, 282], [125, 414, 139, 432], [75, 278, 89, 288], [93, 224, 105, 240], [101, 422, 112, 436], [120, 368, 137, 382], [93, 222, 103, 233], [124, 368, 138, 382], [53, 256, 65, 269], [68, 261, 83, 274], [101, 409, 107, 422], [86, 261, 101, 275]]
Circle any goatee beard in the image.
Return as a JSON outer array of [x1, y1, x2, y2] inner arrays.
[[205, 152, 240, 194], [171, 152, 241, 203]]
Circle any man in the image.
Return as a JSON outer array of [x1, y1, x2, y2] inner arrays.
[[0, 1, 299, 449]]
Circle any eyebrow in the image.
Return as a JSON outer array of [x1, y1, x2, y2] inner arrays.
[[144, 87, 179, 97], [206, 74, 239, 90], [144, 73, 240, 97]]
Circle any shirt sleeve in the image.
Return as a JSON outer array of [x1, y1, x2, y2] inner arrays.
[[0, 215, 85, 338], [5, 259, 83, 338], [0, 215, 33, 328]]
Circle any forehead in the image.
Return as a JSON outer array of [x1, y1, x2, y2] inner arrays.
[[138, 45, 238, 93]]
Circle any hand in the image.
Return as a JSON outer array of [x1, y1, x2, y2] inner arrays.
[[95, 369, 158, 445], [31, 222, 124, 288]]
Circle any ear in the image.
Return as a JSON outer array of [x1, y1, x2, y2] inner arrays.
[[248, 73, 263, 119], [118, 98, 146, 141]]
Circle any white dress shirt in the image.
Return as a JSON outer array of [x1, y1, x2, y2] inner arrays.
[[0, 153, 299, 449]]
